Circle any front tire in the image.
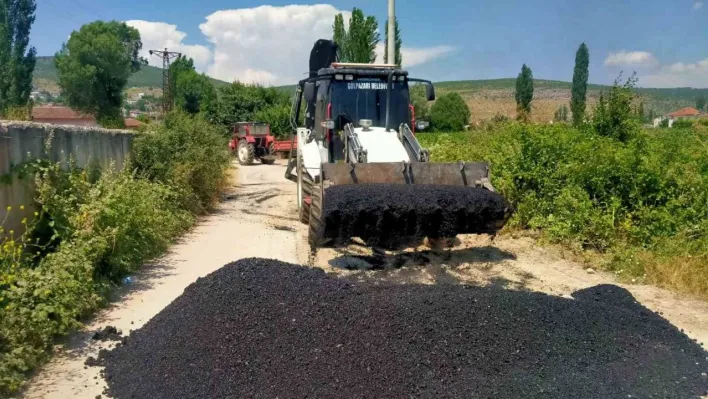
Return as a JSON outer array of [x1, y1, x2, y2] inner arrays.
[[237, 139, 255, 165], [297, 152, 312, 224], [308, 182, 324, 249]]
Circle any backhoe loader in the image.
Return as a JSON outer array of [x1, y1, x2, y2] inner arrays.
[[285, 39, 510, 249]]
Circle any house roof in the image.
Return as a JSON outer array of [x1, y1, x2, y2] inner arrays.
[[124, 118, 143, 128], [32, 106, 94, 120], [668, 107, 701, 117]]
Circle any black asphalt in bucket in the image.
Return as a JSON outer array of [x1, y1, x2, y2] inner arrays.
[[320, 184, 511, 248]]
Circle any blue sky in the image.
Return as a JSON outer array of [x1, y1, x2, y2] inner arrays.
[[33, 0, 708, 87]]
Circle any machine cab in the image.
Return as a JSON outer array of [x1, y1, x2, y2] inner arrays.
[[305, 64, 432, 163]]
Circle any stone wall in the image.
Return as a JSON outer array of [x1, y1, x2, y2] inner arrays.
[[0, 122, 134, 234]]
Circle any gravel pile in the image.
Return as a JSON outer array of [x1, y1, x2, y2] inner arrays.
[[102, 258, 708, 399], [321, 184, 510, 247]]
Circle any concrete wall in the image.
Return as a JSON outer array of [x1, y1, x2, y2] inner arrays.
[[0, 122, 134, 234], [33, 119, 98, 127]]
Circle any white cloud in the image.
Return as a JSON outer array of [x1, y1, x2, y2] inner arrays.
[[126, 6, 455, 86], [640, 59, 708, 87], [604, 51, 659, 68], [694, 1, 703, 10], [199, 5, 346, 85], [374, 43, 455, 67], [126, 20, 212, 72], [198, 5, 454, 84]]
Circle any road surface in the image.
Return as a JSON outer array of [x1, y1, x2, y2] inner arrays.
[[21, 159, 708, 398]]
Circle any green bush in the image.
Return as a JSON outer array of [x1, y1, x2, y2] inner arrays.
[[131, 112, 231, 213], [429, 92, 470, 131], [671, 119, 694, 129], [207, 81, 291, 133], [592, 74, 640, 142], [0, 163, 194, 394], [419, 124, 708, 296], [254, 103, 292, 139], [0, 113, 231, 394]]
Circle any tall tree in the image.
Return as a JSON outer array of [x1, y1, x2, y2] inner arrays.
[[175, 70, 216, 115], [0, 0, 37, 113], [333, 13, 347, 59], [55, 21, 145, 127], [554, 105, 569, 122], [169, 55, 195, 103], [648, 109, 656, 122], [696, 96, 706, 112], [515, 64, 534, 121], [571, 43, 589, 126], [332, 8, 379, 63], [383, 18, 402, 66]]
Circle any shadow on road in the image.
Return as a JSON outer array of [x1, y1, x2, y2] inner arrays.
[[329, 245, 516, 271]]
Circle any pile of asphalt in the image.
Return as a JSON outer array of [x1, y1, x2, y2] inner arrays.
[[320, 184, 510, 247], [101, 259, 708, 399]]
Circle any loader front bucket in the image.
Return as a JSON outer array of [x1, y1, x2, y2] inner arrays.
[[308, 162, 512, 249]]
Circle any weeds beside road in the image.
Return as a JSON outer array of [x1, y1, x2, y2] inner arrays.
[[419, 124, 708, 297], [0, 112, 230, 395]]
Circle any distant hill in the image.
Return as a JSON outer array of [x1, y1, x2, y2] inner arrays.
[[433, 79, 708, 121], [435, 78, 708, 103], [34, 55, 706, 121], [33, 56, 228, 94]]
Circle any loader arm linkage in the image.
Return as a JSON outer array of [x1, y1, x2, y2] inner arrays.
[[344, 123, 368, 163], [399, 124, 430, 162]]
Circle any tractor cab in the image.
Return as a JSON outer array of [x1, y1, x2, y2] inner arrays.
[[234, 122, 270, 137]]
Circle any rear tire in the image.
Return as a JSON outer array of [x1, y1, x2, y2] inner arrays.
[[237, 139, 255, 165], [261, 143, 276, 164]]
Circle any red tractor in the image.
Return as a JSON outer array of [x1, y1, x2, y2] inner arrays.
[[228, 122, 277, 165]]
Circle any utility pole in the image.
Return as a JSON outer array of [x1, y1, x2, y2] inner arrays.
[[387, 0, 395, 66], [149, 48, 181, 116]]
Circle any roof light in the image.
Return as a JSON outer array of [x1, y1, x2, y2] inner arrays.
[[335, 74, 344, 80], [345, 74, 354, 81]]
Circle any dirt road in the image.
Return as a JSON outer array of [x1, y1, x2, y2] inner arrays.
[[21, 160, 708, 398]]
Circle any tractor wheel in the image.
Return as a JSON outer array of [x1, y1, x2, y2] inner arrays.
[[260, 142, 276, 164], [237, 139, 255, 165], [297, 152, 312, 224], [307, 182, 323, 249], [308, 181, 331, 250]]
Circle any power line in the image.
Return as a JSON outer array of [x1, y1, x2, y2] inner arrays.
[[149, 48, 181, 116]]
